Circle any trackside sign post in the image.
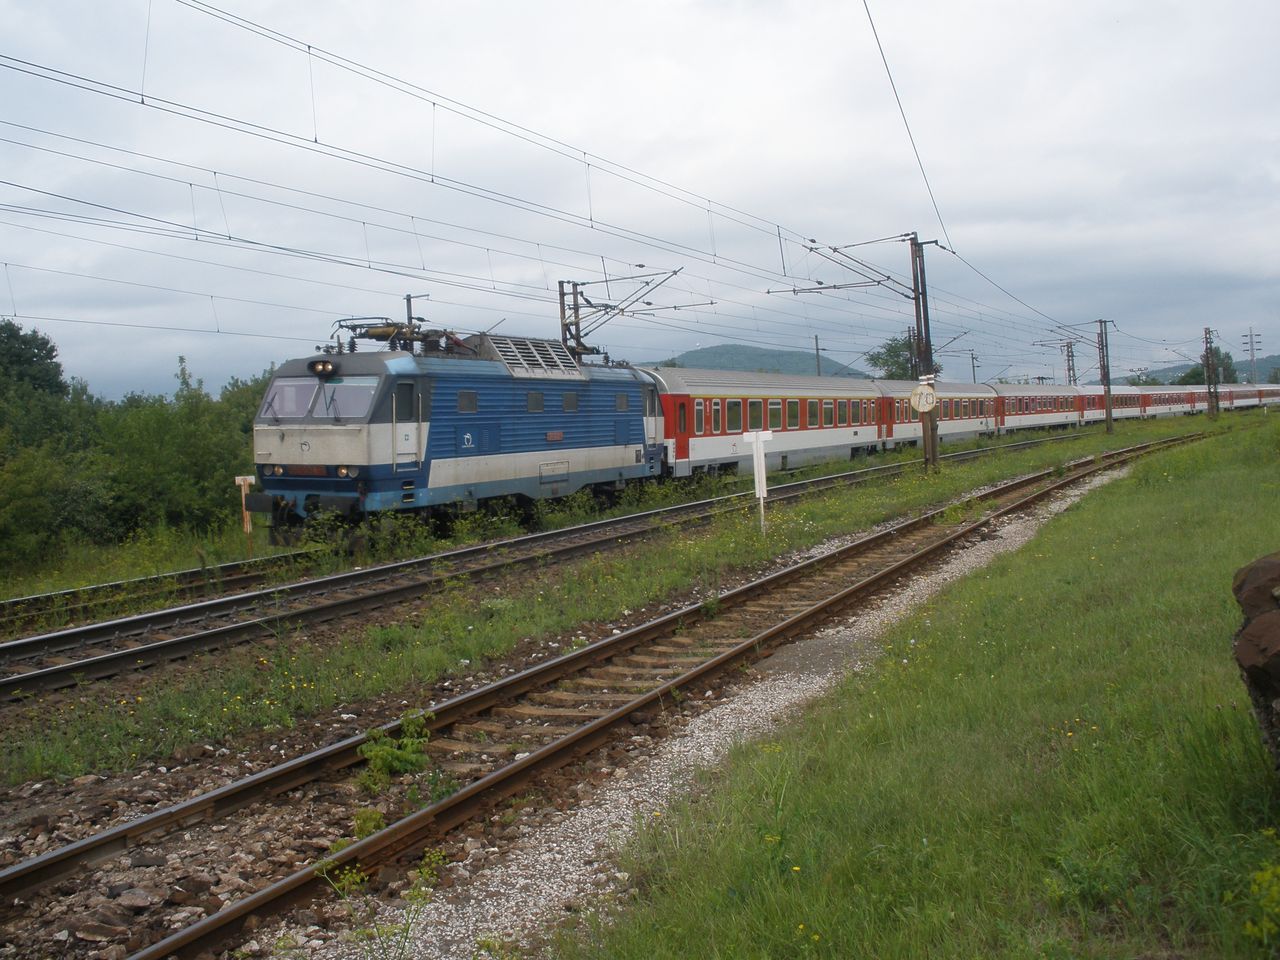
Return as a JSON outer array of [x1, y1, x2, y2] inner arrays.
[[742, 430, 773, 534], [235, 475, 256, 557]]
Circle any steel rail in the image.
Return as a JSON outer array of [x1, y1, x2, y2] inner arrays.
[[123, 434, 1191, 960], [0, 431, 1090, 700], [0, 435, 1190, 910]]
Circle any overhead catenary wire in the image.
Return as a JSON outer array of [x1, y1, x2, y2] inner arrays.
[[0, 5, 1150, 384]]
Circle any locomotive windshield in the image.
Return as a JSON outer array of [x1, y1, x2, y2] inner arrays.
[[259, 377, 316, 420], [313, 376, 379, 420], [258, 375, 381, 422]]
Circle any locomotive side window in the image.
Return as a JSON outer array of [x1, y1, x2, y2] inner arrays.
[[563, 392, 579, 413], [768, 399, 782, 430], [727, 399, 743, 433], [395, 382, 416, 421], [807, 400, 819, 427], [787, 400, 800, 429], [458, 390, 478, 413], [695, 399, 705, 434], [748, 399, 763, 431], [712, 400, 722, 433], [260, 377, 317, 419], [616, 394, 629, 412], [527, 391, 544, 413]]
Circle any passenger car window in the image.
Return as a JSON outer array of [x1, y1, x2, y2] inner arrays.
[[727, 399, 743, 432]]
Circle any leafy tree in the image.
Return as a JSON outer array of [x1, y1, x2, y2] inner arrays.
[[0, 319, 68, 397], [1126, 372, 1164, 386], [1174, 348, 1238, 385], [1268, 368, 1280, 384], [865, 335, 941, 381], [0, 321, 78, 460]]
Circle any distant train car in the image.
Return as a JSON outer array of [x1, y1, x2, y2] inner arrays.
[[641, 368, 884, 476], [993, 382, 1079, 431]]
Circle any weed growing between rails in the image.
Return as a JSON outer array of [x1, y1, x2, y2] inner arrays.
[[554, 420, 1280, 960], [294, 848, 449, 960], [0, 413, 1241, 784]]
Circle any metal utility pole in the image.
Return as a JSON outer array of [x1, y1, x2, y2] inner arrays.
[[909, 233, 940, 469], [1243, 327, 1261, 383], [558, 270, 693, 361], [966, 349, 978, 384], [814, 335, 822, 375], [558, 280, 589, 358], [1032, 338, 1081, 387], [1204, 327, 1220, 418], [1097, 319, 1114, 434]]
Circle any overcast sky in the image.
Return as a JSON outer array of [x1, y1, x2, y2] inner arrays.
[[1, 0, 1277, 397]]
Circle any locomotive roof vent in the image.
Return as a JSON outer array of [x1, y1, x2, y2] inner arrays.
[[471, 334, 585, 380]]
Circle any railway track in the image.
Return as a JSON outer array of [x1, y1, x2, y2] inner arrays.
[[0, 433, 1084, 702], [0, 434, 1192, 960], [0, 553, 312, 643]]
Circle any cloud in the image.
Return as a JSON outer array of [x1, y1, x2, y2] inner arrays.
[[0, 0, 1276, 396]]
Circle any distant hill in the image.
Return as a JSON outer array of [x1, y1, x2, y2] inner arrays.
[[656, 344, 871, 378], [1092, 353, 1280, 385]]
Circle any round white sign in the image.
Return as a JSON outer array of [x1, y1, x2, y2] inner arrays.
[[910, 384, 937, 413]]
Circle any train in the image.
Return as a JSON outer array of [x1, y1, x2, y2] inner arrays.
[[245, 324, 1280, 535]]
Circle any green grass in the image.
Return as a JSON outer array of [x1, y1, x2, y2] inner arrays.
[[552, 416, 1280, 958], [0, 413, 1252, 785]]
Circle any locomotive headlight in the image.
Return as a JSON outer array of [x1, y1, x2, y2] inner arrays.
[[337, 465, 361, 479], [306, 358, 338, 378], [272, 465, 284, 476]]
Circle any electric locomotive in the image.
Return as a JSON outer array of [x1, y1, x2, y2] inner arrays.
[[247, 321, 664, 536]]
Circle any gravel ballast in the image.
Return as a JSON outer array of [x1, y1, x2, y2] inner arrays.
[[263, 469, 1124, 960]]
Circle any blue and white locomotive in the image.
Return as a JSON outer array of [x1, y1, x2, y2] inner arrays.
[[248, 323, 664, 533]]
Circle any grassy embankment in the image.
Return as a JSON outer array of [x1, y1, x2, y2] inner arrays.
[[0, 414, 1247, 786], [553, 416, 1280, 958]]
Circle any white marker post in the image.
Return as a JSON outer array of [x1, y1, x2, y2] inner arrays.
[[235, 475, 256, 558], [742, 430, 773, 534]]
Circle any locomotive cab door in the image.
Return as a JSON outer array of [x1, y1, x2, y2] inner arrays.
[[393, 380, 423, 472]]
